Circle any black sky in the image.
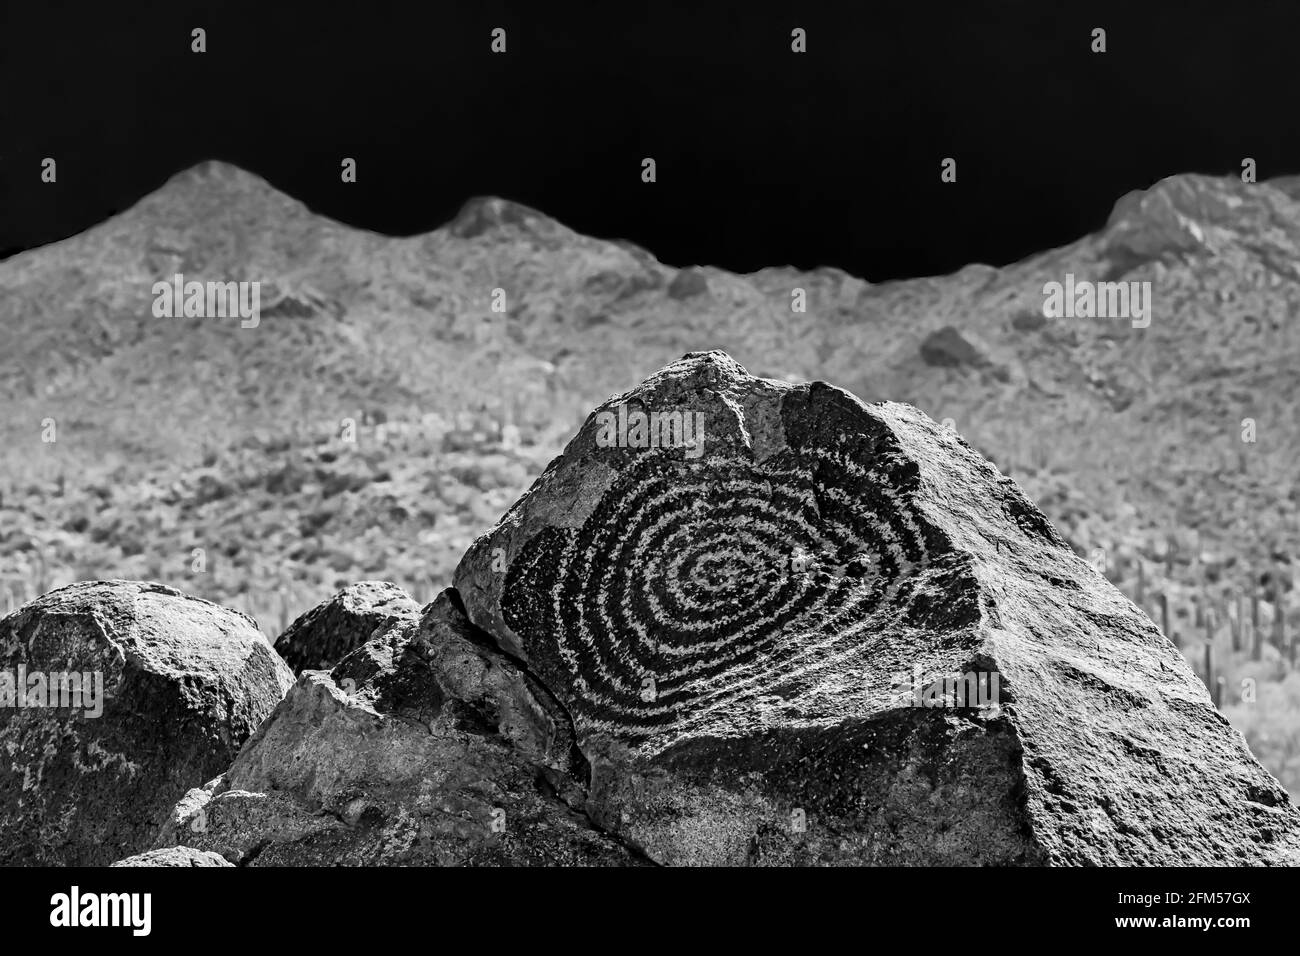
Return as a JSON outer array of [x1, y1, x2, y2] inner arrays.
[[3, 0, 1297, 280]]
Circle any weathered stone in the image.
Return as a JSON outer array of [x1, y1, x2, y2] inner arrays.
[[0, 580, 294, 865], [111, 846, 233, 867], [152, 591, 646, 866], [454, 350, 1300, 865], [273, 581, 421, 674]]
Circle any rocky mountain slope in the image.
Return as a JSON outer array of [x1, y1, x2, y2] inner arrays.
[[2, 161, 1298, 792]]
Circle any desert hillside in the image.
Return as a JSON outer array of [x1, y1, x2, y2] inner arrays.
[[2, 160, 1298, 792]]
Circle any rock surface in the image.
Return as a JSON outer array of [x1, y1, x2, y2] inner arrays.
[[152, 590, 646, 866], [111, 846, 233, 867], [274, 581, 422, 674], [0, 581, 294, 865], [453, 350, 1300, 865]]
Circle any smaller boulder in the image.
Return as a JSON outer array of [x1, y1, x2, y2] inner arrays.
[[111, 847, 233, 867], [274, 581, 421, 674], [919, 325, 988, 368], [153, 591, 646, 866], [1011, 310, 1048, 332]]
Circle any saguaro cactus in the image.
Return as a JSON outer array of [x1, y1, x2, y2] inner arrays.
[[33, 544, 49, 598], [1272, 581, 1286, 653], [1252, 587, 1263, 661], [1231, 588, 1244, 652]]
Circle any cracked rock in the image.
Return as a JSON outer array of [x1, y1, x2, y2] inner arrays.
[[0, 580, 294, 865], [151, 590, 646, 865], [453, 350, 1300, 865]]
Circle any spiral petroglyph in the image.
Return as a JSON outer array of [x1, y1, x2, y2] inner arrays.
[[444, 352, 1300, 866], [501, 446, 938, 738], [448, 351, 971, 750]]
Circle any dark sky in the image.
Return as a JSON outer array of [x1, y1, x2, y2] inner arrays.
[[3, 0, 1297, 280]]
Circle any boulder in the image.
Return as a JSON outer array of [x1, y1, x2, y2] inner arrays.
[[0, 581, 294, 865], [919, 325, 988, 368], [152, 591, 646, 866], [274, 581, 421, 674], [1010, 310, 1048, 332], [666, 268, 710, 300], [453, 350, 1300, 865], [111, 846, 232, 867], [449, 196, 558, 243]]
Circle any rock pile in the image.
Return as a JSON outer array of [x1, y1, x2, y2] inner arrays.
[[4, 353, 1295, 866], [151, 591, 646, 865]]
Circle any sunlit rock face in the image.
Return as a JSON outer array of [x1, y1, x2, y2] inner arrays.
[[455, 351, 1300, 865]]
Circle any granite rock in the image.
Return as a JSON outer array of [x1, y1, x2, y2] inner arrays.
[[274, 581, 421, 674], [111, 846, 233, 867], [152, 591, 646, 866], [454, 350, 1300, 865], [0, 581, 294, 865]]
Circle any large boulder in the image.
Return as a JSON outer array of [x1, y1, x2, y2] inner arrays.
[[453, 350, 1300, 865], [151, 591, 646, 866], [0, 581, 294, 865], [273, 581, 421, 674]]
